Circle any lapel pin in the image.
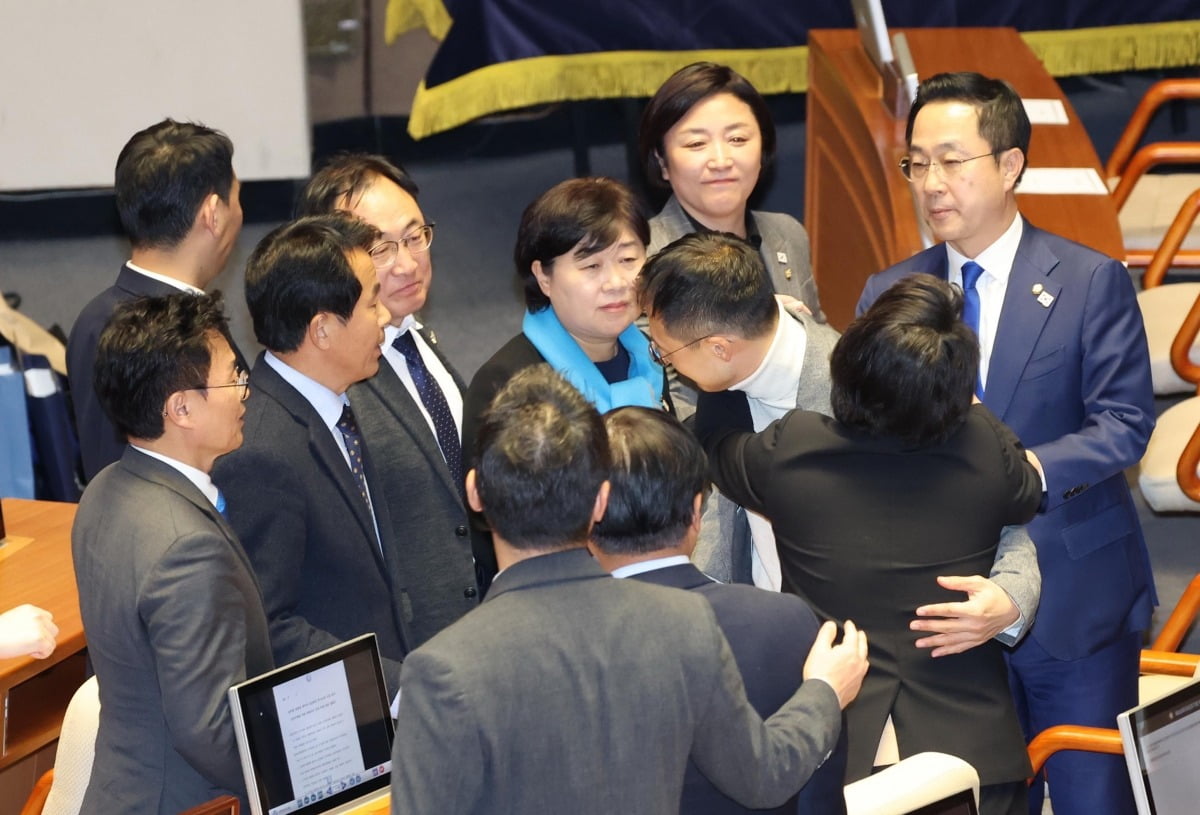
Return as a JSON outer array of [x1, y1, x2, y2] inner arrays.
[[1031, 283, 1044, 295], [784, 268, 793, 280], [1037, 291, 1054, 308], [427, 330, 437, 345], [777, 252, 788, 264]]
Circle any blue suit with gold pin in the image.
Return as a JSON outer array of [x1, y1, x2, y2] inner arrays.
[[858, 217, 1155, 815]]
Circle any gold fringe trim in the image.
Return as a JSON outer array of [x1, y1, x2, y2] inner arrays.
[[408, 47, 809, 139], [1023, 21, 1200, 76], [386, 0, 452, 43], [402, 21, 1200, 140]]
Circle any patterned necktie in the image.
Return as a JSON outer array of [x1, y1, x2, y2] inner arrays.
[[336, 403, 372, 509], [960, 260, 986, 398], [392, 330, 464, 494]]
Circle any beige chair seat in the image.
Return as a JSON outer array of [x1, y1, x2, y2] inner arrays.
[[1113, 173, 1200, 252], [1137, 283, 1200, 394], [844, 752, 979, 815], [1138, 395, 1200, 512]]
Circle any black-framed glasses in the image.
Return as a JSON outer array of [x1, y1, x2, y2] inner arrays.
[[187, 370, 250, 401], [649, 334, 712, 364], [898, 152, 996, 182]]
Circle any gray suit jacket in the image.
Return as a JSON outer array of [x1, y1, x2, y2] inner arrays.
[[694, 314, 1040, 637], [212, 354, 408, 692], [348, 329, 479, 650], [390, 548, 841, 815], [73, 448, 273, 814]]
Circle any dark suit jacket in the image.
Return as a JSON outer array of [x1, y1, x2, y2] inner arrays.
[[700, 406, 1041, 785], [347, 329, 478, 649], [67, 264, 178, 481], [390, 549, 842, 815], [212, 354, 407, 691], [72, 448, 273, 814], [631, 563, 847, 815], [463, 332, 674, 589], [857, 221, 1157, 660]]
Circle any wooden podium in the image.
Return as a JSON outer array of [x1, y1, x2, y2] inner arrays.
[[0, 499, 85, 814], [805, 28, 1125, 330]]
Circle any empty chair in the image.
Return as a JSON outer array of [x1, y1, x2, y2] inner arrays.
[[844, 752, 980, 815]]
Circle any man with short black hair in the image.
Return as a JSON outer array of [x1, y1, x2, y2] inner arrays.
[[590, 405, 848, 815], [74, 291, 272, 814], [211, 213, 411, 691], [640, 232, 1039, 658], [297, 155, 480, 635], [68, 119, 243, 481], [390, 365, 869, 814]]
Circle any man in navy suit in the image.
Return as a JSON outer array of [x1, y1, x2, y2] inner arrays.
[[857, 72, 1155, 815], [589, 406, 847, 815], [296, 156, 481, 635], [68, 119, 243, 481]]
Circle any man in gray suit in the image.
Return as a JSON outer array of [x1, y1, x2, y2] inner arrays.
[[639, 232, 1039, 656], [212, 214, 410, 691], [590, 406, 849, 815], [391, 365, 869, 814], [296, 155, 480, 636], [73, 292, 273, 814]]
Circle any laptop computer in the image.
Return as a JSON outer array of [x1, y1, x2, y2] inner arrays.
[[229, 633, 394, 815], [1118, 676, 1200, 814]]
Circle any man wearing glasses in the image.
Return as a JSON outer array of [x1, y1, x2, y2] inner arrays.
[[74, 291, 272, 813], [298, 156, 482, 631], [858, 72, 1154, 815]]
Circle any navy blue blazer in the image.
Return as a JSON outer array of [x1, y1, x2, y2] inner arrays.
[[631, 563, 847, 815], [857, 221, 1157, 660], [68, 264, 179, 481]]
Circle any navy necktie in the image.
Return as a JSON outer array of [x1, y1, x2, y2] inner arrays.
[[336, 403, 372, 510], [392, 330, 464, 494], [960, 261, 986, 398]]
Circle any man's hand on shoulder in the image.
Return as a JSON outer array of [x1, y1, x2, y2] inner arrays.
[[803, 620, 869, 709], [911, 575, 1019, 657]]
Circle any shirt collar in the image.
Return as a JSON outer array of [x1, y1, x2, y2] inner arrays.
[[125, 262, 204, 294], [130, 445, 221, 507], [262, 350, 347, 431], [731, 300, 806, 404], [611, 555, 692, 579], [383, 314, 423, 347], [946, 214, 1024, 286]]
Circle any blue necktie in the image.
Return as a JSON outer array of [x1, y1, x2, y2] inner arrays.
[[336, 403, 372, 510], [215, 490, 228, 518], [392, 330, 464, 495], [960, 261, 986, 398]]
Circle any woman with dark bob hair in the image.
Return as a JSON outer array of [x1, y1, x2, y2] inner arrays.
[[464, 176, 670, 459], [699, 274, 1041, 815], [640, 62, 823, 321]]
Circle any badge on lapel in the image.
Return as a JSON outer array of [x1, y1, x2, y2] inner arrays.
[[1031, 283, 1054, 309]]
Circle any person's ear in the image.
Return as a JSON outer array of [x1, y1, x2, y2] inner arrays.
[[465, 469, 484, 513], [655, 150, 669, 182], [1000, 148, 1025, 190], [591, 480, 611, 525], [308, 312, 332, 350], [705, 335, 735, 363], [532, 260, 553, 298], [196, 192, 222, 237], [162, 391, 192, 428]]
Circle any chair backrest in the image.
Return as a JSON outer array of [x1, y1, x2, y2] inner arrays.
[[843, 752, 979, 815], [178, 795, 239, 815], [41, 675, 100, 815]]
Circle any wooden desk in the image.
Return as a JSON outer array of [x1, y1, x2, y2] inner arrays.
[[805, 28, 1125, 330], [0, 499, 85, 771]]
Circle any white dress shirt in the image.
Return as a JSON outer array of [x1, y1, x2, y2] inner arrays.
[[126, 261, 204, 294], [728, 302, 808, 592], [130, 445, 221, 509]]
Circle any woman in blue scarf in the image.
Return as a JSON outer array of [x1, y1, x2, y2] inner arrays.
[[465, 178, 669, 454]]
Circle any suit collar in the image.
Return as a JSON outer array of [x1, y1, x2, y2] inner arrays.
[[248, 354, 389, 557], [982, 223, 1062, 418], [120, 447, 252, 572], [485, 548, 607, 602], [114, 263, 184, 298], [626, 561, 714, 591]]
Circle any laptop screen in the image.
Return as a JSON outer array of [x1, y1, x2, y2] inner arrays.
[[1118, 677, 1200, 815], [229, 634, 394, 815]]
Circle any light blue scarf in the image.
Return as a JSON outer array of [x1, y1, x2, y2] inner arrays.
[[522, 307, 664, 413]]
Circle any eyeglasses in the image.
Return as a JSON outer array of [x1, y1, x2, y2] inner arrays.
[[898, 152, 996, 182], [187, 370, 250, 401], [368, 223, 436, 269], [649, 334, 712, 364]]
